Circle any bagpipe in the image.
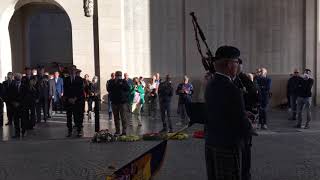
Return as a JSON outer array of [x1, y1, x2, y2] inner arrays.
[[186, 12, 214, 126]]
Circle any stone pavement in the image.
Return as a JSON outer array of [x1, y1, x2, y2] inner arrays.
[[1, 108, 320, 180]]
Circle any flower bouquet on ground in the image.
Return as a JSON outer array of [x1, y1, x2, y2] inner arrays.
[[142, 133, 164, 141], [118, 135, 141, 142], [142, 132, 189, 141], [91, 129, 117, 143], [193, 130, 204, 139], [165, 132, 189, 140]]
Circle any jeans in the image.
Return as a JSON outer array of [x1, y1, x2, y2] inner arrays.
[[296, 97, 312, 126], [160, 102, 172, 130], [108, 95, 112, 113], [178, 103, 189, 124], [290, 95, 298, 118]]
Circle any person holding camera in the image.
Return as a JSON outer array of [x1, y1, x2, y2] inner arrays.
[[107, 71, 130, 136], [158, 74, 174, 133], [176, 75, 193, 126], [129, 77, 145, 127]]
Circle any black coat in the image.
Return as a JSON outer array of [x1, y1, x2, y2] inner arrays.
[[22, 75, 38, 103], [36, 75, 49, 99], [205, 73, 250, 146], [297, 78, 314, 98], [107, 79, 130, 104], [63, 76, 84, 100], [7, 80, 26, 108], [158, 81, 173, 103], [287, 76, 302, 97], [3, 80, 13, 102], [234, 72, 259, 111]]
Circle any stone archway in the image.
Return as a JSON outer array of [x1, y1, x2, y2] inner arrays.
[[0, 0, 72, 79]]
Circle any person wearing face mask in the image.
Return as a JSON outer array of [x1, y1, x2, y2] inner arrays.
[[295, 69, 314, 129], [8, 73, 27, 138]]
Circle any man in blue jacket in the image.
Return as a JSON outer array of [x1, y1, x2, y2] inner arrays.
[[53, 71, 64, 114]]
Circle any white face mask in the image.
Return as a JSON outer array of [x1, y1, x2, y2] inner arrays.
[[303, 73, 310, 79], [32, 72, 37, 76]]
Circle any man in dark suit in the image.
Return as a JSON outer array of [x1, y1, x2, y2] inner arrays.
[[3, 72, 14, 126], [53, 71, 64, 113], [64, 67, 84, 137], [22, 67, 38, 129], [35, 66, 49, 123], [205, 46, 250, 180], [48, 74, 56, 118], [8, 73, 27, 138]]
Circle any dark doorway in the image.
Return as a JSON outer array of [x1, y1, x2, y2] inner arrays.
[[9, 3, 73, 73]]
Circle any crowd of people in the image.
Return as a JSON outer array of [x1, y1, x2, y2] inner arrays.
[[0, 64, 198, 138], [106, 71, 194, 135], [0, 65, 100, 138]]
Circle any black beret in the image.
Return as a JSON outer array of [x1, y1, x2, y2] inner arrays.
[[24, 67, 31, 70], [214, 46, 240, 61]]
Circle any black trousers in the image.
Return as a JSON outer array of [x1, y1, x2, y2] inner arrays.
[[0, 99, 3, 126], [23, 102, 36, 129], [36, 97, 48, 122], [5, 102, 13, 124], [53, 96, 63, 112], [160, 101, 172, 130], [13, 106, 25, 135], [66, 102, 83, 133], [88, 96, 100, 132]]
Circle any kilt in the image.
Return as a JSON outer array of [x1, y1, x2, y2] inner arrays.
[[205, 144, 242, 180]]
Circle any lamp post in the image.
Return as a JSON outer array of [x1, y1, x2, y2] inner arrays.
[[84, 0, 100, 132]]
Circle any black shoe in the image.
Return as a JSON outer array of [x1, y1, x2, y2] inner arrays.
[[304, 125, 310, 129], [121, 132, 126, 136], [294, 125, 301, 128], [5, 123, 12, 126], [66, 132, 72, 137], [47, 115, 52, 119]]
